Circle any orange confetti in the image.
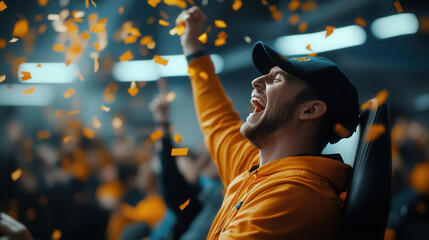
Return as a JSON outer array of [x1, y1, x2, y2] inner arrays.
[[93, 56, 99, 72], [308, 53, 317, 57], [38, 0, 48, 6], [173, 133, 182, 143], [91, 0, 97, 8], [187, 0, 195, 5], [214, 20, 227, 28], [76, 71, 84, 82], [65, 111, 80, 115], [214, 38, 226, 47], [159, 19, 170, 26], [34, 14, 43, 22], [22, 87, 35, 95], [37, 130, 51, 140], [164, 0, 187, 9], [0, 1, 7, 11], [148, 0, 161, 7], [288, 14, 300, 26], [355, 17, 367, 28], [232, 0, 242, 11], [334, 123, 350, 138], [269, 5, 282, 22], [301, 1, 317, 12], [199, 71, 209, 81], [365, 124, 386, 142], [62, 136, 71, 143], [394, 0, 403, 13], [170, 25, 186, 36], [0, 38, 6, 49], [171, 148, 188, 156], [179, 198, 190, 210], [298, 22, 308, 33], [160, 10, 169, 20], [11, 169, 23, 181], [21, 72, 32, 81], [306, 44, 312, 51], [36, 63, 42, 67], [83, 128, 95, 139], [217, 31, 228, 39], [38, 24, 47, 34], [93, 117, 102, 128], [154, 55, 169, 66], [150, 129, 163, 141], [0, 74, 6, 83], [128, 81, 139, 96], [187, 67, 196, 76], [81, 31, 90, 40], [288, 0, 300, 11], [101, 105, 110, 112], [325, 26, 335, 38], [119, 6, 124, 14], [51, 229, 62, 240], [119, 50, 134, 61], [63, 88, 75, 99], [12, 19, 29, 38], [198, 33, 208, 44], [375, 89, 389, 105], [53, 44, 66, 52]]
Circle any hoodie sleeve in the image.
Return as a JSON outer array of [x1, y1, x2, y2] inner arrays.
[[188, 55, 259, 187]]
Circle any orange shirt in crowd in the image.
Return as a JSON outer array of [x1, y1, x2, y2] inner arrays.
[[188, 55, 353, 240]]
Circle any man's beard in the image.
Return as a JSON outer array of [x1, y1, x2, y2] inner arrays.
[[240, 99, 299, 149]]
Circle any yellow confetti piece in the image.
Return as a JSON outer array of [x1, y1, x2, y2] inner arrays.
[[334, 123, 350, 138], [288, 0, 300, 11], [301, 0, 317, 12], [93, 117, 102, 128], [160, 10, 169, 20], [325, 26, 335, 38], [394, 0, 403, 13], [20, 71, 32, 81], [128, 80, 139, 96], [37, 130, 51, 140], [150, 129, 163, 141], [66, 110, 79, 115], [63, 88, 75, 99], [119, 6, 124, 14], [269, 5, 282, 22], [9, 37, 19, 43], [101, 105, 110, 112], [81, 31, 90, 41], [0, 74, 6, 83], [65, 60, 72, 66], [187, 67, 196, 76], [298, 22, 308, 33], [375, 89, 389, 105], [355, 17, 367, 28], [154, 55, 169, 65], [164, 0, 187, 9], [148, 0, 161, 7], [11, 169, 23, 181], [170, 24, 186, 36], [26, 208, 37, 222], [166, 91, 176, 102], [12, 18, 29, 38], [91, 0, 97, 8], [214, 20, 227, 28], [0, 1, 7, 11], [187, 0, 195, 5], [83, 128, 95, 139], [62, 136, 71, 143], [288, 14, 300, 26], [36, 63, 42, 67], [179, 198, 190, 210], [93, 56, 99, 73], [38, 24, 47, 34], [0, 38, 6, 49], [22, 86, 35, 95], [232, 0, 242, 11], [51, 229, 62, 240], [159, 19, 170, 26], [308, 53, 317, 57], [365, 124, 386, 142], [76, 71, 84, 82], [38, 0, 48, 6], [171, 148, 188, 156], [306, 44, 311, 51], [119, 50, 134, 61], [199, 71, 209, 81], [215, 38, 226, 47], [34, 14, 43, 22], [198, 33, 208, 44], [173, 133, 182, 143]]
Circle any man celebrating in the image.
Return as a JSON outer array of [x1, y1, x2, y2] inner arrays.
[[176, 6, 359, 240]]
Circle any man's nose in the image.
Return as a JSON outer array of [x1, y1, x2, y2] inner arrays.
[[251, 75, 266, 90]]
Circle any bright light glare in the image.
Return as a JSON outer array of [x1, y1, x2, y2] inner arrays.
[[371, 13, 418, 39], [0, 84, 55, 106], [18, 63, 78, 83], [113, 54, 224, 82], [274, 25, 366, 55]]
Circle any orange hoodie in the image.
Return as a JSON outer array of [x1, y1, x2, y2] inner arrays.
[[188, 55, 352, 240]]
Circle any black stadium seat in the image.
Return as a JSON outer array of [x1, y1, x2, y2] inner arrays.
[[337, 100, 392, 240]]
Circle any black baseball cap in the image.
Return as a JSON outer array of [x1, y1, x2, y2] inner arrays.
[[252, 41, 359, 144]]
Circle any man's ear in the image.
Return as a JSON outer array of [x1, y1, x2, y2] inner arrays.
[[299, 100, 327, 121]]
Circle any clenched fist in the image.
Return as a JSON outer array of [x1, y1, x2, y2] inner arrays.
[[175, 6, 207, 56]]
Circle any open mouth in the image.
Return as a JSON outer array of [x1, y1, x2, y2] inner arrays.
[[251, 97, 266, 114]]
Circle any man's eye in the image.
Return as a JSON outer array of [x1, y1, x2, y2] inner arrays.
[[274, 78, 282, 82]]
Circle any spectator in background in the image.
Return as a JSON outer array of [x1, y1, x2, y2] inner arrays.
[[150, 94, 224, 240]]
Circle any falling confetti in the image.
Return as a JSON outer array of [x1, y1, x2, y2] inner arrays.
[[93, 117, 102, 128], [22, 87, 35, 95], [63, 88, 75, 99], [128, 80, 139, 96], [0, 74, 6, 83], [355, 17, 367, 28], [288, 14, 300, 26], [148, 0, 161, 7], [82, 128, 95, 139], [214, 20, 227, 28], [65, 111, 79, 115], [365, 124, 386, 142], [288, 0, 300, 11], [298, 22, 308, 33], [308, 53, 317, 57], [179, 198, 190, 210], [38, 24, 47, 34], [325, 26, 335, 38], [150, 129, 163, 141], [334, 123, 350, 138], [9, 37, 19, 43], [171, 148, 188, 156], [51, 229, 62, 240], [119, 50, 134, 61], [0, 38, 6, 49], [118, 6, 124, 14], [214, 38, 226, 47], [159, 19, 170, 26], [76, 71, 85, 82], [36, 63, 42, 67], [301, 1, 318, 12], [38, 0, 48, 6], [62, 136, 71, 143], [154, 55, 169, 65], [21, 71, 32, 81], [37, 130, 51, 140], [244, 36, 251, 43], [375, 89, 389, 105], [198, 33, 208, 44], [12, 18, 29, 38], [306, 44, 312, 51], [394, 0, 403, 13], [91, 0, 97, 8], [101, 105, 110, 112], [11, 169, 23, 181], [232, 0, 242, 11], [173, 133, 182, 143], [0, 1, 7, 11]]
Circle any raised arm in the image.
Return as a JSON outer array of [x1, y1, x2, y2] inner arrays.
[[177, 7, 259, 187]]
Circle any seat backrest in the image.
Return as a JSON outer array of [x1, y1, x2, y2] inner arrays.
[[337, 100, 392, 240]]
